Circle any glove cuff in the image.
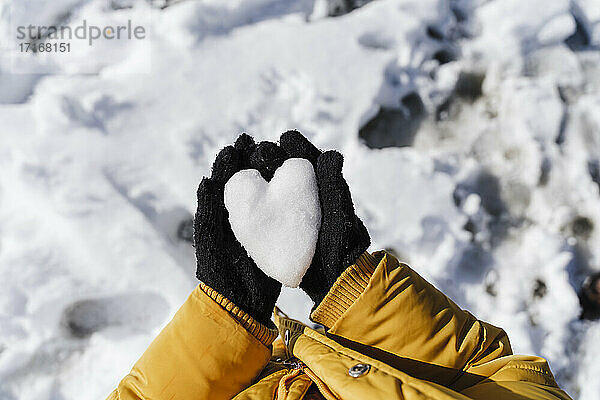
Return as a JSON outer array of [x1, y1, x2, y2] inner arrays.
[[310, 251, 379, 328], [196, 257, 281, 328], [199, 282, 279, 345]]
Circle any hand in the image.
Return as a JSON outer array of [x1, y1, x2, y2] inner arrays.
[[279, 131, 371, 306], [194, 133, 289, 327]]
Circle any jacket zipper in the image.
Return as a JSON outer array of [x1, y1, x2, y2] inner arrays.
[[280, 358, 339, 400], [282, 357, 304, 370], [276, 359, 304, 400]]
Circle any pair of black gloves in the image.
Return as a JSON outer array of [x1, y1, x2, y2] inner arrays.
[[194, 131, 370, 328]]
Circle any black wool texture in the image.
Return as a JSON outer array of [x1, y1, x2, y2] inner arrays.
[[280, 131, 371, 306], [194, 134, 287, 328], [195, 131, 371, 325]]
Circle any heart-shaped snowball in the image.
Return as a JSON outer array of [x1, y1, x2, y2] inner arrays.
[[224, 158, 321, 287]]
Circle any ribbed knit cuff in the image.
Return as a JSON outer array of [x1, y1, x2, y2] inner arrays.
[[310, 251, 381, 328], [198, 282, 279, 346]]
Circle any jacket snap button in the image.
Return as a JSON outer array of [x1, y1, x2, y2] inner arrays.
[[348, 363, 370, 378]]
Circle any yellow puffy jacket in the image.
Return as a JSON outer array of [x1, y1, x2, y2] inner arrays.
[[107, 251, 573, 400]]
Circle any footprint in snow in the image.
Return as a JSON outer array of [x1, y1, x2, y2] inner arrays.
[[61, 292, 169, 339]]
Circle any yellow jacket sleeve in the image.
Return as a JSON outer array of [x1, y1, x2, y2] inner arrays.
[[311, 251, 572, 399], [107, 284, 276, 400]]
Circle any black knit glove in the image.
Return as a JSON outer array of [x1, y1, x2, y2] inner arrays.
[[279, 130, 371, 306], [194, 133, 289, 327]]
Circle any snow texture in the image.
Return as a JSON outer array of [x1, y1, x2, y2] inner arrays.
[[0, 0, 599, 399], [224, 158, 321, 288]]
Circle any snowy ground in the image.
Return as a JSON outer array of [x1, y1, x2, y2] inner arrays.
[[0, 0, 599, 398]]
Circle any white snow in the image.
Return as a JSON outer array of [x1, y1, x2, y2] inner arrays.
[[0, 0, 599, 398], [224, 158, 321, 288], [573, 0, 600, 46]]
